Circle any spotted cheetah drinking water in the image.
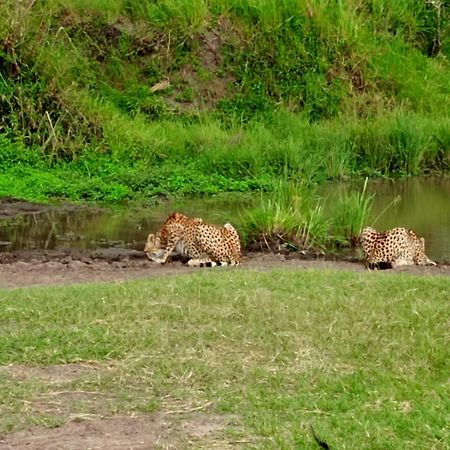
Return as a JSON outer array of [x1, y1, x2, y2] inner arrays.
[[144, 212, 241, 267], [360, 226, 436, 269]]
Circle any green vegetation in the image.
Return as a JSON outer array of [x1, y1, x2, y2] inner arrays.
[[1, 269, 449, 448], [0, 0, 449, 202], [240, 179, 373, 250], [328, 177, 374, 245]]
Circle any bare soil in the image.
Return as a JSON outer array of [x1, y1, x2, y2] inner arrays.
[[0, 362, 242, 449], [0, 413, 238, 449], [0, 248, 448, 289]]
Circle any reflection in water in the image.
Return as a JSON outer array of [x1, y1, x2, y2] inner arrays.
[[0, 193, 254, 252], [322, 177, 450, 261], [0, 178, 449, 261], [370, 177, 450, 262]]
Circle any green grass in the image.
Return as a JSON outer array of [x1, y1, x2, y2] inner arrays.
[[240, 179, 373, 250], [329, 178, 374, 245], [240, 181, 331, 250], [1, 110, 448, 203], [1, 269, 449, 448], [0, 0, 449, 203]]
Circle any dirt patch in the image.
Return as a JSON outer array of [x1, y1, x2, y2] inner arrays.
[[0, 250, 448, 289], [167, 28, 234, 111], [0, 363, 103, 384], [0, 413, 238, 450], [0, 361, 239, 448], [0, 363, 241, 448], [0, 250, 195, 288], [31, 391, 116, 420], [0, 363, 118, 420]]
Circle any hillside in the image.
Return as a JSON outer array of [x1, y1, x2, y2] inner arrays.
[[0, 0, 449, 201]]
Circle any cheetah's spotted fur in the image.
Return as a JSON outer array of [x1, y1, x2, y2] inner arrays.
[[144, 212, 241, 267], [360, 226, 436, 269]]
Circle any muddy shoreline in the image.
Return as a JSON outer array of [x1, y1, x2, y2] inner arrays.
[[0, 247, 448, 289], [1, 198, 449, 288]]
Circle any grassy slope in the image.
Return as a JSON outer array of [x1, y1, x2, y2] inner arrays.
[[0, 0, 449, 202], [1, 268, 449, 448]]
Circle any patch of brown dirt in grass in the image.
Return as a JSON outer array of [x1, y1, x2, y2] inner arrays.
[[0, 364, 243, 447], [0, 251, 449, 289], [0, 413, 239, 450], [166, 28, 234, 111], [0, 364, 118, 421], [0, 363, 102, 383], [31, 391, 115, 420]]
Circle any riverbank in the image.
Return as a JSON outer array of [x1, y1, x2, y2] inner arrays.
[[1, 111, 448, 204], [0, 249, 448, 289]]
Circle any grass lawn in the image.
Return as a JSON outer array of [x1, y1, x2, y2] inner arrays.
[[0, 268, 449, 449]]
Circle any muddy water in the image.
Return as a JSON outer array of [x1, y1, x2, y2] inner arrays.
[[0, 178, 449, 261], [0, 193, 253, 252], [367, 177, 450, 262], [323, 176, 450, 262]]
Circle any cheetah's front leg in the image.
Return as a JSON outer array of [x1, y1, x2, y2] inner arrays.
[[153, 237, 180, 264]]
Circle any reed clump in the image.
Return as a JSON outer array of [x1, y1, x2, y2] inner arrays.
[[241, 179, 374, 253]]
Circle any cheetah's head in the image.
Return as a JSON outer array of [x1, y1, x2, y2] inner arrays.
[[413, 237, 436, 266], [144, 233, 165, 261]]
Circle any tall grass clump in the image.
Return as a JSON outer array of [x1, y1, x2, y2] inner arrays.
[[328, 178, 374, 246], [242, 179, 376, 252], [352, 112, 450, 176], [241, 181, 330, 251]]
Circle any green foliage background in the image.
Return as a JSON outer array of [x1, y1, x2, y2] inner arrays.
[[0, 0, 449, 201]]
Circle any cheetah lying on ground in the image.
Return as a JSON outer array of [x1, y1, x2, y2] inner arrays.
[[144, 212, 241, 267], [360, 226, 436, 269]]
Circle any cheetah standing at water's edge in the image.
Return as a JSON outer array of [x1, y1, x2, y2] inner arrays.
[[144, 212, 241, 267]]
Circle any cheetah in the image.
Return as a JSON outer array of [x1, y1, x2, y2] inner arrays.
[[144, 212, 241, 267], [360, 226, 436, 269]]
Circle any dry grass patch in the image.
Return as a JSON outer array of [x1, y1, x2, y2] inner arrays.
[[0, 413, 241, 450]]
